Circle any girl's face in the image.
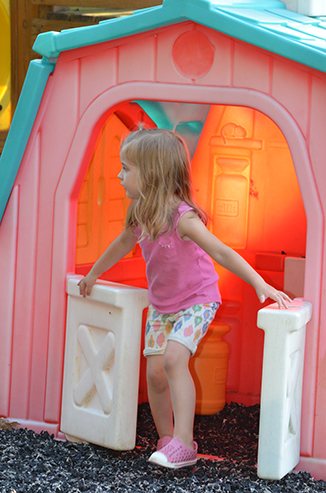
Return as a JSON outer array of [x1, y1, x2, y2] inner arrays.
[[118, 152, 140, 200]]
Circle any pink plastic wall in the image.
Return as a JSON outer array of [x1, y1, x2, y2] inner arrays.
[[0, 21, 325, 477]]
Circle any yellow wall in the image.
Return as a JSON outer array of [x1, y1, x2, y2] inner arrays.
[[0, 0, 11, 130]]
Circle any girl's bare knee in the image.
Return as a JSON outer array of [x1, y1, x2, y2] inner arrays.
[[147, 356, 168, 392], [163, 352, 177, 376], [163, 342, 190, 377]]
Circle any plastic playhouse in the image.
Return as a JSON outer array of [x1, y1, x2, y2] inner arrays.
[[0, 0, 325, 481]]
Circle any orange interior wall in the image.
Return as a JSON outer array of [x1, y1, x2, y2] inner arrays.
[[192, 105, 306, 404], [75, 103, 307, 407], [76, 113, 131, 266], [75, 102, 155, 288]]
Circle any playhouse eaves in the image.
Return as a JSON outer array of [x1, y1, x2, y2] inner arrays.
[[33, 0, 326, 73]]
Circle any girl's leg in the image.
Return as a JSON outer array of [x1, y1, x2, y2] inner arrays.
[[146, 354, 174, 439], [163, 340, 195, 450]]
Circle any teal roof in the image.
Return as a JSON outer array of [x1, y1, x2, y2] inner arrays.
[[33, 0, 326, 73]]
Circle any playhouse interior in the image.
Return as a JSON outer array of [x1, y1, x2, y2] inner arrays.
[[74, 100, 307, 406]]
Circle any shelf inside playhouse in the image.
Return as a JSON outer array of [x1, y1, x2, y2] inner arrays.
[[74, 100, 307, 406]]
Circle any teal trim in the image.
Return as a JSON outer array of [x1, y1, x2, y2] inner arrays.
[[0, 59, 55, 222], [31, 0, 326, 74], [135, 101, 173, 129], [135, 100, 210, 157]]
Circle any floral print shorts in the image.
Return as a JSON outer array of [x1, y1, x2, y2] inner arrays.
[[143, 302, 219, 357]]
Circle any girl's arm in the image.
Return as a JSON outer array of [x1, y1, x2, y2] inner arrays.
[[178, 211, 292, 309], [78, 226, 138, 297]]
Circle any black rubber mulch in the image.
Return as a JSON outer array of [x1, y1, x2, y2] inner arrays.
[[1, 402, 325, 492]]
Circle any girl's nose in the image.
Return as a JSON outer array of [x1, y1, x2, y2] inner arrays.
[[117, 170, 122, 179]]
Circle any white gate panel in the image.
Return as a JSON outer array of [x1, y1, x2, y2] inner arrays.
[[257, 299, 312, 479], [61, 275, 148, 450]]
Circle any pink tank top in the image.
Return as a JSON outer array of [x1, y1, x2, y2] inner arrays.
[[136, 202, 221, 313]]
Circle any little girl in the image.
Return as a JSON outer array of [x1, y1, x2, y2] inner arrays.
[[78, 128, 291, 470]]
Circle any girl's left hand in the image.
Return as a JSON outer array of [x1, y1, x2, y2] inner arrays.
[[256, 281, 292, 309]]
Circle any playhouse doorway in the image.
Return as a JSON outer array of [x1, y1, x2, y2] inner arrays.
[[74, 101, 307, 406]]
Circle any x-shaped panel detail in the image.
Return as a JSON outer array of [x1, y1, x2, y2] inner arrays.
[[73, 325, 115, 414]]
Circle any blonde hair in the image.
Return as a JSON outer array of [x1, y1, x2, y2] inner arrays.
[[121, 128, 206, 240]]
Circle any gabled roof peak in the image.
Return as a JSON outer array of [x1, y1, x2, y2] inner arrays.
[[32, 0, 326, 74]]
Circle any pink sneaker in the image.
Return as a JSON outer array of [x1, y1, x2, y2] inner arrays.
[[157, 435, 172, 451], [149, 438, 198, 469]]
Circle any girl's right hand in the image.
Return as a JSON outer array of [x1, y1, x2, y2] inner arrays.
[[78, 273, 97, 298]]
